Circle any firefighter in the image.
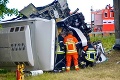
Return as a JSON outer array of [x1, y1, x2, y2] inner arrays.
[[55, 32, 66, 70], [81, 41, 96, 67], [63, 31, 80, 72]]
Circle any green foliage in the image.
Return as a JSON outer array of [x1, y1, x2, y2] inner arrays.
[[90, 34, 115, 51], [0, 0, 19, 19], [0, 24, 2, 28]]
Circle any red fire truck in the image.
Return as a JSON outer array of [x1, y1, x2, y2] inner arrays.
[[91, 4, 114, 32]]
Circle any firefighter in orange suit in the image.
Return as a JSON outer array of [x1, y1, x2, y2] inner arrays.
[[63, 31, 80, 71]]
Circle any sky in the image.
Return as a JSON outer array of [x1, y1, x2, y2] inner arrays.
[[5, 0, 113, 22]]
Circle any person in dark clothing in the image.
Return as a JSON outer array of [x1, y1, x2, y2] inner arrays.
[[54, 32, 66, 70], [80, 41, 96, 68]]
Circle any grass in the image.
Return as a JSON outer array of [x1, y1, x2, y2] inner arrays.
[[90, 34, 115, 51], [24, 51, 120, 80], [0, 34, 120, 80], [0, 72, 16, 80]]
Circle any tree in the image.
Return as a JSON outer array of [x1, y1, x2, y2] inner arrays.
[[0, 0, 18, 19]]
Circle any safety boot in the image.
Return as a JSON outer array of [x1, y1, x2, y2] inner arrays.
[[75, 65, 80, 71], [66, 67, 70, 72]]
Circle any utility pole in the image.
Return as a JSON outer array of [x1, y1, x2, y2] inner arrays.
[[113, 0, 120, 44], [90, 6, 93, 30]]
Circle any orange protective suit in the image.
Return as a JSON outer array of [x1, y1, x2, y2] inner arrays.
[[64, 34, 79, 71]]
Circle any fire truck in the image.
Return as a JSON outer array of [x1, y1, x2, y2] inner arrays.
[[91, 4, 114, 32]]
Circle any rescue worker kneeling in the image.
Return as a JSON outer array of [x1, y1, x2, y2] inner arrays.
[[81, 41, 96, 67], [63, 31, 80, 72]]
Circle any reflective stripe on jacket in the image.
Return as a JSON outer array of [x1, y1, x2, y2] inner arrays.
[[64, 34, 78, 54], [56, 43, 65, 54], [85, 51, 96, 62]]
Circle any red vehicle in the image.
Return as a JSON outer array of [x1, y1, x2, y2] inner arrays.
[[91, 4, 114, 32]]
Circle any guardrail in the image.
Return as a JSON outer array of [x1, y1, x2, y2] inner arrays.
[[89, 31, 115, 37]]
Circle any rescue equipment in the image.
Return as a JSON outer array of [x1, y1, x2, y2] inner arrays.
[[16, 64, 24, 80]]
